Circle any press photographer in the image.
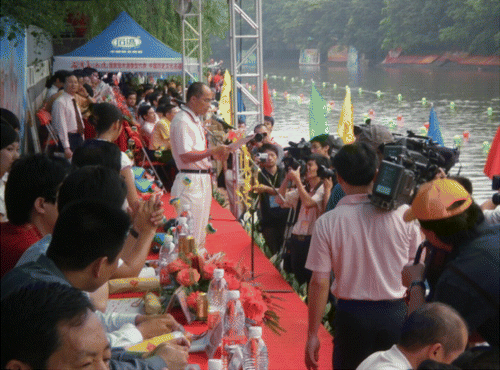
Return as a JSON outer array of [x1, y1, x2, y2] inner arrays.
[[251, 144, 290, 256], [276, 153, 331, 286]]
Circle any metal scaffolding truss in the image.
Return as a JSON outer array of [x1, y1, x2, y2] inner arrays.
[[229, 0, 264, 127], [180, 0, 203, 95]]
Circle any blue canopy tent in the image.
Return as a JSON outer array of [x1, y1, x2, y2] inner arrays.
[[53, 11, 182, 73]]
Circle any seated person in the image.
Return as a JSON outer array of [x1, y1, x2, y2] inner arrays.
[[3, 199, 180, 348], [357, 302, 468, 370], [124, 90, 138, 119], [151, 104, 178, 152], [16, 165, 162, 280], [276, 154, 331, 285], [151, 103, 179, 191], [1, 282, 189, 370], [251, 143, 290, 255], [1, 154, 70, 277], [137, 104, 158, 148], [0, 123, 20, 222]]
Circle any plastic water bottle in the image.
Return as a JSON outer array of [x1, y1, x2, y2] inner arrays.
[[223, 290, 246, 343], [176, 216, 189, 237], [207, 268, 228, 329], [222, 290, 246, 370], [208, 359, 223, 370], [159, 235, 176, 287], [242, 327, 268, 370], [181, 204, 194, 235]]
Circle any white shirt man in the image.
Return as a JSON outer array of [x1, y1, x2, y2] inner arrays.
[[51, 74, 84, 159], [170, 82, 229, 250]]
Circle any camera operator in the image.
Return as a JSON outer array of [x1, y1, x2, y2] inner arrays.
[[325, 124, 394, 212], [250, 124, 284, 163], [310, 134, 336, 159], [305, 142, 422, 370], [480, 175, 500, 225], [275, 153, 331, 286], [402, 179, 499, 360], [251, 144, 290, 255]]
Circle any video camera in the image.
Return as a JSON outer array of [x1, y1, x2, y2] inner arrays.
[[370, 131, 460, 210], [283, 138, 311, 176]]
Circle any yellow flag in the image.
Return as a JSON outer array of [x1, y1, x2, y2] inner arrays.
[[337, 87, 355, 144], [219, 70, 232, 127]]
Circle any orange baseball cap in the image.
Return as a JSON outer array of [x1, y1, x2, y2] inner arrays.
[[403, 179, 473, 222]]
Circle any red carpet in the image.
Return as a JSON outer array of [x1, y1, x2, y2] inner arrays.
[[162, 193, 334, 370]]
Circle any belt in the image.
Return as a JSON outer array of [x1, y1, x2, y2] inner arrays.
[[291, 234, 311, 241], [180, 169, 211, 174]]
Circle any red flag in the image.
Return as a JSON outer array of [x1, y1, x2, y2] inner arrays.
[[484, 125, 500, 178], [263, 79, 273, 116]]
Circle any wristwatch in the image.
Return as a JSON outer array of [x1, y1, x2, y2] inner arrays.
[[409, 281, 426, 291]]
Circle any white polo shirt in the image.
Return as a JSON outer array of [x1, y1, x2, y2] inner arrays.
[[170, 106, 211, 170], [306, 193, 422, 301]]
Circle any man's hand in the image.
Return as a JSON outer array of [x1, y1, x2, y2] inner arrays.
[[136, 314, 183, 339], [143, 340, 189, 370], [305, 334, 320, 370], [64, 147, 72, 159], [402, 262, 425, 288]]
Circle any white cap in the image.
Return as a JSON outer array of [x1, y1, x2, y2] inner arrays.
[[228, 290, 240, 300], [165, 235, 174, 243], [249, 326, 262, 339], [208, 359, 223, 370], [178, 217, 187, 225], [213, 268, 224, 279]]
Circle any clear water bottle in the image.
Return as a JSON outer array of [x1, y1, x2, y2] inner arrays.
[[207, 268, 228, 330], [208, 359, 223, 370], [223, 290, 246, 343], [159, 235, 176, 287], [222, 290, 246, 370], [181, 204, 194, 235], [176, 216, 189, 237], [242, 327, 268, 370]]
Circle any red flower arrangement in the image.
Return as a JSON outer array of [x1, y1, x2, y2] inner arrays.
[[165, 252, 284, 334], [167, 258, 190, 274], [175, 268, 200, 287]]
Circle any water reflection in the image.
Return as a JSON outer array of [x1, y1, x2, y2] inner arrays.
[[261, 63, 499, 203]]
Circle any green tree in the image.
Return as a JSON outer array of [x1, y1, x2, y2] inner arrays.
[[1, 0, 229, 59], [345, 0, 385, 59], [439, 0, 500, 54]]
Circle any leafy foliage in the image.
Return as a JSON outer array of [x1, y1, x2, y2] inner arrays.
[[1, 0, 229, 58], [258, 0, 499, 58]]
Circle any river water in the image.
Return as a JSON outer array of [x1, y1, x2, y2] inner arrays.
[[257, 62, 499, 204]]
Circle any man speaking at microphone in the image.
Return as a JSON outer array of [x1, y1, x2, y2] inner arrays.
[[170, 82, 229, 251]]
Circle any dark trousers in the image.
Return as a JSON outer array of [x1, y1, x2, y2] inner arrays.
[[261, 223, 286, 256], [284, 234, 312, 286], [58, 133, 84, 152], [333, 298, 406, 370]]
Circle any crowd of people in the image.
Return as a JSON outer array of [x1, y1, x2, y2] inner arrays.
[[0, 66, 498, 369]]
